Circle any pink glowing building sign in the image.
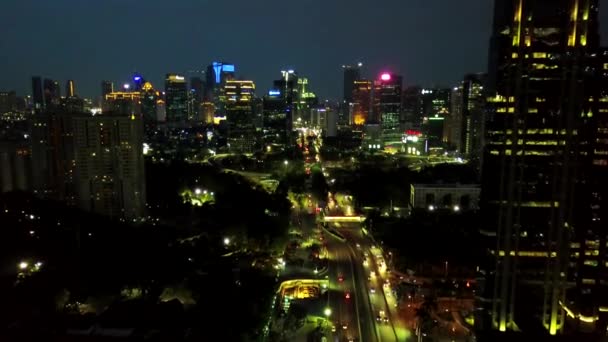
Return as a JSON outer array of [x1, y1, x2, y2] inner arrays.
[[380, 73, 391, 81]]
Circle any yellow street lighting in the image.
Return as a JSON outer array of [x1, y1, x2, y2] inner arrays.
[[324, 308, 332, 317]]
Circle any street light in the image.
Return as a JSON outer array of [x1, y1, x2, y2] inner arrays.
[[223, 237, 230, 246], [194, 188, 202, 195], [453, 205, 460, 212], [18, 261, 28, 270], [324, 307, 332, 317], [283, 160, 289, 166]]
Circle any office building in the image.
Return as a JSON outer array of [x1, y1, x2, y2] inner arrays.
[[351, 80, 372, 126], [460, 74, 485, 161], [32, 76, 44, 112], [189, 77, 204, 122], [205, 62, 235, 106], [420, 88, 450, 149], [402, 86, 423, 129], [222, 80, 256, 153], [343, 64, 361, 103], [373, 72, 402, 146], [480, 0, 603, 336], [43, 79, 61, 110], [165, 74, 188, 124], [72, 112, 145, 219], [447, 85, 463, 152], [140, 82, 157, 124], [262, 89, 290, 148]]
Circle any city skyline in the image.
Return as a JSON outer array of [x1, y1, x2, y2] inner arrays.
[[4, 0, 607, 100]]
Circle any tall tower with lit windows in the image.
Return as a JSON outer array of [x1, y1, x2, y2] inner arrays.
[[481, 0, 603, 336]]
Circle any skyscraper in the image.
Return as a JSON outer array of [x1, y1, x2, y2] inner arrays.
[[481, 0, 602, 336], [222, 80, 256, 153], [262, 88, 290, 148], [31, 76, 44, 112], [72, 112, 145, 219], [165, 74, 188, 124], [460, 74, 485, 162], [343, 63, 361, 103], [189, 76, 204, 122], [43, 79, 61, 110], [402, 86, 423, 129], [373, 72, 402, 146], [66, 80, 75, 98], [351, 80, 372, 126], [205, 62, 235, 106], [140, 82, 158, 124]]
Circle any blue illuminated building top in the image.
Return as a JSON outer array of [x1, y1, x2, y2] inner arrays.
[[268, 89, 281, 96], [212, 62, 235, 84]]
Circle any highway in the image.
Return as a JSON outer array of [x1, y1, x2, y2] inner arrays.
[[323, 220, 409, 342]]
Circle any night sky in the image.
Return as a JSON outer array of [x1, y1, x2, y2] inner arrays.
[[1, 0, 608, 100]]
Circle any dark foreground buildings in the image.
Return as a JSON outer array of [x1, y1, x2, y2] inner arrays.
[[480, 0, 608, 338]]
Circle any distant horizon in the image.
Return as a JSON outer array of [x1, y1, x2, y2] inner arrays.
[[1, 0, 607, 100]]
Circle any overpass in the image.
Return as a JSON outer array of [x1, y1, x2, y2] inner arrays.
[[322, 215, 366, 223]]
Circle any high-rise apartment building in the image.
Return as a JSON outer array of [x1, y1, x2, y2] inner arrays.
[[222, 80, 256, 153], [481, 0, 603, 336], [72, 112, 145, 219], [165, 74, 188, 124], [103, 91, 142, 116], [373, 72, 402, 146]]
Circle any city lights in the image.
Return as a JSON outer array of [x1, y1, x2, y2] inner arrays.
[[380, 73, 391, 81]]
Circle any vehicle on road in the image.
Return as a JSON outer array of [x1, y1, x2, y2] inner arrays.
[[338, 274, 344, 282], [345, 291, 351, 299]]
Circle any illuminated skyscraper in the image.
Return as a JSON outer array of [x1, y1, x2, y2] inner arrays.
[[262, 88, 290, 148], [351, 80, 372, 126], [205, 61, 235, 106], [165, 74, 188, 124], [480, 0, 603, 336], [222, 80, 256, 152], [373, 72, 402, 146], [66, 80, 75, 98]]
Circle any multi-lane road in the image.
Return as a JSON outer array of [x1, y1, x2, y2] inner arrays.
[[323, 220, 409, 342]]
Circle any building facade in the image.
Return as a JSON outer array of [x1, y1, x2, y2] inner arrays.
[[72, 113, 145, 220], [223, 80, 256, 153], [481, 0, 604, 336], [373, 73, 403, 147], [165, 74, 188, 124]]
